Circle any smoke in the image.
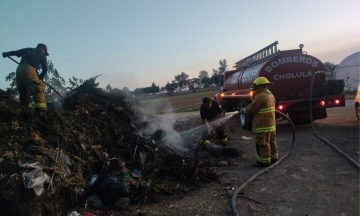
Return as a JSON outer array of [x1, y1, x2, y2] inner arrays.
[[138, 100, 194, 154], [137, 96, 234, 155]]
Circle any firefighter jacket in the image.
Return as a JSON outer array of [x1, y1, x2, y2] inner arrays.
[[243, 88, 276, 133], [6, 48, 48, 80]]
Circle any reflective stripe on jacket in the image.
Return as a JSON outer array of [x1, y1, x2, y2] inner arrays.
[[243, 89, 276, 133]]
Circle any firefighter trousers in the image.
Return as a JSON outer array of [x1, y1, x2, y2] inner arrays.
[[255, 131, 278, 164], [16, 64, 47, 111]]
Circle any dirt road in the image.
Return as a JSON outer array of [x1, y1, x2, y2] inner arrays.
[[119, 99, 359, 216]]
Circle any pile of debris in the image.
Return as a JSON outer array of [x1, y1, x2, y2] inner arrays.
[[0, 78, 219, 216]]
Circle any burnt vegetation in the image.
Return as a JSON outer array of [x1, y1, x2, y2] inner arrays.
[[0, 77, 220, 216]]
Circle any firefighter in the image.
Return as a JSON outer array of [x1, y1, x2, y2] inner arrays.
[[200, 97, 227, 145], [2, 44, 49, 111], [239, 77, 278, 167]]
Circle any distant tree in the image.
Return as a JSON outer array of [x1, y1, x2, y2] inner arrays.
[[324, 62, 338, 73], [202, 77, 212, 86], [174, 72, 189, 87], [170, 80, 179, 90], [212, 68, 219, 76], [211, 75, 220, 85], [198, 70, 209, 83], [122, 87, 130, 95], [133, 82, 159, 95], [106, 84, 112, 92], [150, 82, 159, 92], [112, 88, 123, 94], [191, 78, 201, 85], [218, 59, 228, 75]]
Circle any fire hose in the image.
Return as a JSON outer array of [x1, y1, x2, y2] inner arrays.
[[231, 71, 359, 216], [231, 110, 295, 216], [310, 71, 359, 169], [6, 56, 63, 99]]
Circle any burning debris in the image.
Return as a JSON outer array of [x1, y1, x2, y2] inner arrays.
[[0, 78, 231, 216]]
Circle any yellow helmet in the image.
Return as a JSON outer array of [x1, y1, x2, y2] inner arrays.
[[250, 77, 272, 90]]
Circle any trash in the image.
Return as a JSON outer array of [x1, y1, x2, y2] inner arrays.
[[68, 211, 80, 216], [0, 78, 220, 214], [241, 136, 252, 140], [100, 176, 130, 204], [20, 161, 42, 169], [89, 175, 98, 186], [74, 188, 85, 196], [22, 168, 50, 196], [175, 183, 189, 192], [218, 161, 228, 167], [114, 197, 130, 209], [130, 169, 142, 178], [228, 158, 238, 166], [139, 152, 147, 165], [88, 194, 104, 208], [140, 180, 152, 190]]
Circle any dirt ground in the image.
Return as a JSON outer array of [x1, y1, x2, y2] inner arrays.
[[112, 99, 359, 216]]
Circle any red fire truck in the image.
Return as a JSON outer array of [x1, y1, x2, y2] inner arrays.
[[215, 41, 345, 130]]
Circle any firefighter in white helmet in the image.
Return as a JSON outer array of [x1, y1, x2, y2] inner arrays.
[[239, 77, 278, 167]]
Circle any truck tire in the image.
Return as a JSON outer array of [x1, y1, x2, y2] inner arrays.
[[239, 100, 253, 130]]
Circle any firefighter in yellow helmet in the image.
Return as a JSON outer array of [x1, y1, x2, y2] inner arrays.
[[2, 44, 49, 111], [239, 77, 278, 167]]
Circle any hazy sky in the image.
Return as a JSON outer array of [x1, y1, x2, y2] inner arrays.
[[1, 0, 359, 90]]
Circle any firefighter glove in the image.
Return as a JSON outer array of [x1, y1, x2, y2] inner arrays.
[[2, 52, 8, 58], [239, 108, 243, 114]]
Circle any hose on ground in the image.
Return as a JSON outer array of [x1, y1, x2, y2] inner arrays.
[[310, 71, 360, 169], [231, 110, 296, 216]]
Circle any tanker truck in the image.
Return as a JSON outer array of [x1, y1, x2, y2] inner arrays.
[[215, 41, 345, 129]]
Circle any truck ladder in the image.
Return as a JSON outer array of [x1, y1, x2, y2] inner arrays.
[[235, 41, 279, 70]]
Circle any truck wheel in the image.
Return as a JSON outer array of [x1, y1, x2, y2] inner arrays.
[[239, 100, 253, 130]]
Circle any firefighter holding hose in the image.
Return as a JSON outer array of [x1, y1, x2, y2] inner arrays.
[[200, 97, 227, 146], [2, 44, 49, 111], [239, 77, 278, 167]]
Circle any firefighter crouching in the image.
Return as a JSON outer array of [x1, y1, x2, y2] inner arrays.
[[200, 97, 227, 146], [239, 77, 278, 167], [2, 44, 49, 111]]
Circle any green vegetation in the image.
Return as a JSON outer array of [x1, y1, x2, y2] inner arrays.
[[138, 90, 218, 105], [342, 90, 357, 99], [4, 60, 84, 101], [178, 107, 200, 112]]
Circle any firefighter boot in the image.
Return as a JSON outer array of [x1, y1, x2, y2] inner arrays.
[[253, 161, 270, 167]]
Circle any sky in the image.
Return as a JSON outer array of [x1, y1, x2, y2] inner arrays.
[[0, 0, 359, 91]]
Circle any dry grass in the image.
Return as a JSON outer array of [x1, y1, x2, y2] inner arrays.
[[139, 90, 219, 113]]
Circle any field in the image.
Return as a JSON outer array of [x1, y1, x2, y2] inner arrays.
[[138, 90, 219, 114]]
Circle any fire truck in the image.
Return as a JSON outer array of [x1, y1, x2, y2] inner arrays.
[[215, 41, 345, 130]]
